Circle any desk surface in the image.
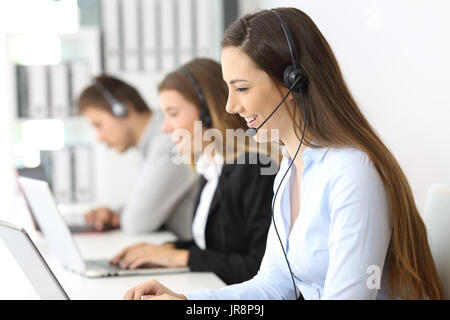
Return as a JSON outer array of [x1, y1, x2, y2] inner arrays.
[[0, 229, 226, 300]]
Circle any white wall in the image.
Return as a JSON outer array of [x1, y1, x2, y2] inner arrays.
[[240, 0, 450, 211], [0, 7, 17, 221]]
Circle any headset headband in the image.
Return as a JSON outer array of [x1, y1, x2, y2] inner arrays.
[[180, 67, 212, 128], [272, 10, 299, 69], [93, 79, 128, 117]]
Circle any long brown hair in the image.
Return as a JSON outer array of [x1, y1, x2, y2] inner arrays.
[[222, 7, 443, 299], [158, 58, 251, 164]]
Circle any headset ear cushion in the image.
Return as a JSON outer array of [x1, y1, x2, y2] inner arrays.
[[112, 102, 128, 117], [283, 65, 308, 92]]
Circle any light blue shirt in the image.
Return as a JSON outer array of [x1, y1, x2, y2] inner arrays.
[[184, 146, 392, 300]]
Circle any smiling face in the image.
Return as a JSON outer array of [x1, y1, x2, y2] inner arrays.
[[221, 46, 293, 143], [160, 89, 202, 156]]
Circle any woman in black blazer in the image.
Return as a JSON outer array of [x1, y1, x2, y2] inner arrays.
[[110, 58, 277, 285], [173, 152, 275, 284]]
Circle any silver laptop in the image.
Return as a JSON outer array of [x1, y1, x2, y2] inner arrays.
[[0, 219, 70, 300], [18, 177, 189, 278], [16, 166, 96, 233]]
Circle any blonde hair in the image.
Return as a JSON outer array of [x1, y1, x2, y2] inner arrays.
[[158, 58, 278, 166]]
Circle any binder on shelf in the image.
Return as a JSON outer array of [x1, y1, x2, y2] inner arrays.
[[142, 0, 158, 71], [101, 0, 121, 72], [39, 151, 53, 187], [69, 61, 90, 116], [72, 146, 93, 203], [122, 0, 140, 71], [196, 0, 211, 57], [172, 0, 180, 67], [16, 64, 29, 118], [160, 0, 176, 70], [136, 0, 145, 71], [178, 0, 194, 65], [41, 146, 95, 205], [49, 63, 70, 118], [27, 65, 49, 119], [50, 149, 73, 204]]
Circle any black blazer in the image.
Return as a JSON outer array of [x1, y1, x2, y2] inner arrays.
[[174, 153, 275, 285]]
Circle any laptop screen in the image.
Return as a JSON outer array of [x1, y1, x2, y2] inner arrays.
[[0, 220, 69, 300]]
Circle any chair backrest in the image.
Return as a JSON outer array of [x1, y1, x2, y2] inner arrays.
[[422, 184, 450, 299]]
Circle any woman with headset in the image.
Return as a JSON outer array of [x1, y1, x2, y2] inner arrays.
[[124, 8, 443, 300], [109, 58, 277, 285]]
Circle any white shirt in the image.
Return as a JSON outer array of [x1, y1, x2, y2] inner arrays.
[[184, 146, 392, 299], [192, 153, 223, 250]]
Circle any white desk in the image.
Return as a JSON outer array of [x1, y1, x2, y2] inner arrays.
[[0, 229, 226, 300]]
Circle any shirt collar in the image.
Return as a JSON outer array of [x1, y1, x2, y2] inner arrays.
[[281, 144, 329, 166], [302, 145, 329, 165], [195, 153, 223, 182]]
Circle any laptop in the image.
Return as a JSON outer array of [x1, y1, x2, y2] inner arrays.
[[16, 167, 96, 233], [0, 219, 70, 300], [17, 177, 190, 278]]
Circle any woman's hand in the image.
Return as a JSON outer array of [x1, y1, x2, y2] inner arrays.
[[109, 242, 189, 269], [124, 280, 187, 300], [84, 207, 120, 231]]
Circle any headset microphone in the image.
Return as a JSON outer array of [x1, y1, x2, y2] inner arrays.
[[245, 127, 258, 137], [245, 76, 302, 137]]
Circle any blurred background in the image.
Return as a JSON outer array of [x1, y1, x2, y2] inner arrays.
[[0, 0, 449, 228]]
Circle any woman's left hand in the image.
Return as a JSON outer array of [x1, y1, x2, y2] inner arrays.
[[109, 242, 189, 269]]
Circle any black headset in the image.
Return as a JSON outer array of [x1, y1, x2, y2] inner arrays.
[[181, 67, 226, 252], [180, 67, 213, 129], [269, 9, 309, 301], [94, 80, 128, 118], [245, 10, 308, 137], [273, 10, 308, 93]]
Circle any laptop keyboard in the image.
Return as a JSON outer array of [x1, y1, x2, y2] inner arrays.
[[85, 260, 120, 271], [85, 260, 167, 272]]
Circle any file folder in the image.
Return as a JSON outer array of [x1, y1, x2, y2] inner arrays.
[[16, 64, 29, 118], [70, 61, 90, 116], [50, 149, 73, 204], [49, 64, 70, 118], [27, 65, 49, 119], [73, 146, 93, 203], [161, 0, 176, 70], [142, 0, 158, 71], [101, 0, 121, 72], [178, 0, 194, 65], [196, 0, 210, 57], [122, 0, 140, 71]]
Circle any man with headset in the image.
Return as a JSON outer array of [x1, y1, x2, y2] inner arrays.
[[77, 75, 199, 240]]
